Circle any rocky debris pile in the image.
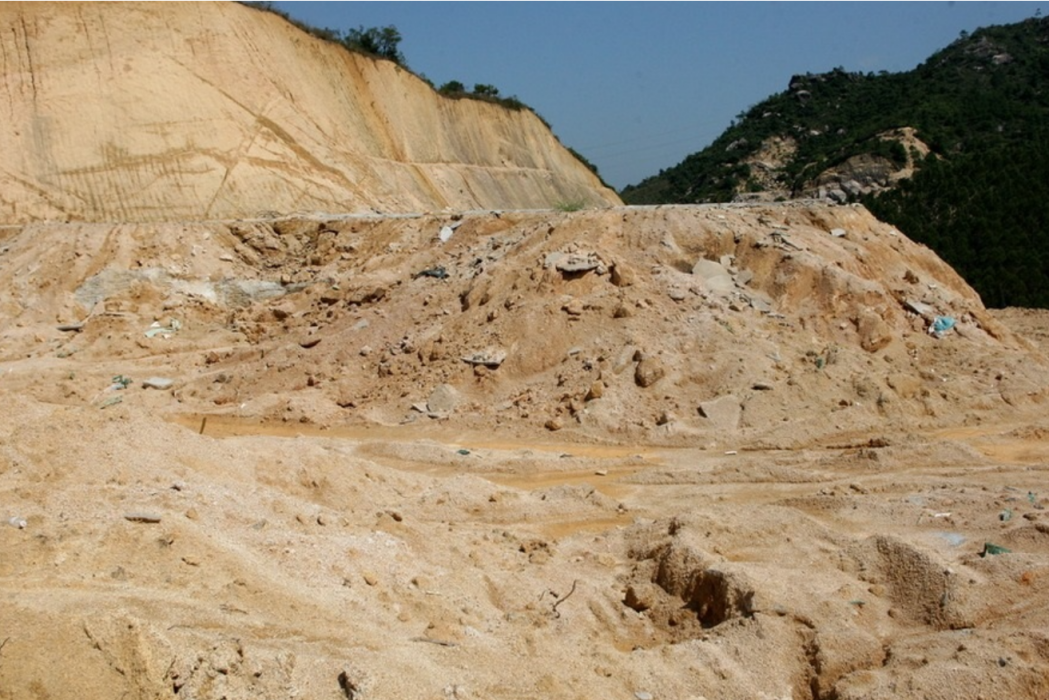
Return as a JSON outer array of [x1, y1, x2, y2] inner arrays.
[[0, 203, 1046, 449], [3, 203, 1049, 700]]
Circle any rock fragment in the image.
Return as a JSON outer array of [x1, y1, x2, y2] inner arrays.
[[692, 258, 734, 294], [697, 394, 742, 430], [857, 310, 892, 352], [426, 384, 461, 415], [610, 261, 636, 287], [142, 377, 175, 390], [634, 357, 665, 388], [124, 513, 162, 524], [462, 349, 506, 369], [554, 251, 602, 274], [562, 298, 584, 315]]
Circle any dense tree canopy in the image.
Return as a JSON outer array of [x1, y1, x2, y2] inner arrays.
[[621, 16, 1049, 307]]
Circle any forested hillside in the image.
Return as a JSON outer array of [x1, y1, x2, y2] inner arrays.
[[622, 15, 1049, 308]]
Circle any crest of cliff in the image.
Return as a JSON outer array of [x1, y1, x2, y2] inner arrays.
[[0, 2, 619, 224], [621, 15, 1049, 308]]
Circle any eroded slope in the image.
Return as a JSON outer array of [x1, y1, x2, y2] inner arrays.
[[0, 2, 618, 223]]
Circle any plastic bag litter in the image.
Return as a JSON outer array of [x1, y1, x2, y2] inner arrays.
[[145, 319, 181, 338], [929, 316, 956, 338]]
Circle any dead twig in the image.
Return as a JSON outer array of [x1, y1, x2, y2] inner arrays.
[[550, 579, 579, 619], [410, 636, 458, 647]]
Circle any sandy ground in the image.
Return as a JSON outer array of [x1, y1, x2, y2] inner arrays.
[[2, 204, 1049, 699]]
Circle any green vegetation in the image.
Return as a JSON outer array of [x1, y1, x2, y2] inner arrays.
[[242, 3, 407, 66], [438, 80, 466, 95], [554, 199, 587, 212], [621, 16, 1049, 307], [435, 80, 531, 112], [241, 3, 534, 112], [342, 25, 406, 65]]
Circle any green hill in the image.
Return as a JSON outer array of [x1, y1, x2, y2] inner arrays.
[[621, 16, 1049, 308]]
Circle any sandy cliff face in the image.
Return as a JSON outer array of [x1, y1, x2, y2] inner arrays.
[[0, 2, 619, 223]]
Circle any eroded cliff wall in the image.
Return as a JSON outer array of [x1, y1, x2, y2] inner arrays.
[[0, 2, 620, 223]]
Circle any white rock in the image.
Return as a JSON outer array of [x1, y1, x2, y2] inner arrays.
[[142, 377, 174, 390]]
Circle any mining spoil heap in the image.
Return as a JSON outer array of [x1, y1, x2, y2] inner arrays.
[[2, 3, 1049, 700]]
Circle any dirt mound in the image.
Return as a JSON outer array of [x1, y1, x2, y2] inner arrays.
[[0, 2, 618, 223], [2, 203, 1045, 448], [3, 202, 1049, 699]]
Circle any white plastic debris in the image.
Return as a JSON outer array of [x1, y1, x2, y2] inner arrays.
[[438, 221, 462, 243], [7, 516, 27, 529]]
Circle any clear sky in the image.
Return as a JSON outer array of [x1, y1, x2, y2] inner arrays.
[[270, 2, 1041, 191]]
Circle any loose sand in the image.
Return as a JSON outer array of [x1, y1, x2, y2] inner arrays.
[[2, 204, 1048, 699]]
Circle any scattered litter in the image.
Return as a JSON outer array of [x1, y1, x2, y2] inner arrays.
[[145, 319, 181, 338], [595, 469, 608, 476], [933, 512, 952, 519], [142, 377, 174, 390], [110, 375, 133, 390], [1000, 509, 1013, 522], [438, 221, 462, 243], [124, 513, 162, 524], [929, 316, 956, 338], [56, 322, 84, 333], [724, 450, 738, 456], [99, 395, 123, 409], [6, 516, 27, 529], [634, 692, 653, 700], [414, 266, 448, 280], [847, 599, 866, 607], [980, 542, 1011, 557], [830, 228, 846, 238], [1029, 491, 1037, 504], [937, 532, 966, 547], [456, 449, 471, 456]]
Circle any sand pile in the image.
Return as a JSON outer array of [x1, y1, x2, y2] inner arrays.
[[2, 202, 1049, 699], [1, 203, 1045, 446]]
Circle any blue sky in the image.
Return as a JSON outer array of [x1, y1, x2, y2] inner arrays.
[[271, 2, 1041, 191]]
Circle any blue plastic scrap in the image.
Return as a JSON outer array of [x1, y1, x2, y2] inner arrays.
[[929, 316, 956, 337]]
